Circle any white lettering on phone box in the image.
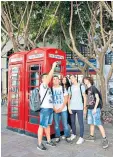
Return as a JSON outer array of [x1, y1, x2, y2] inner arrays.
[[10, 58, 23, 62], [28, 53, 44, 59], [49, 54, 64, 59]]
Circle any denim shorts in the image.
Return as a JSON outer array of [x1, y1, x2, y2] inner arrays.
[[87, 108, 102, 126], [40, 108, 53, 128]]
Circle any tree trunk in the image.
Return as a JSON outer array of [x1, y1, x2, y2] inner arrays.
[[99, 75, 106, 107]]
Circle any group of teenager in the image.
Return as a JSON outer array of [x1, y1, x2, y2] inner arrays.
[[37, 62, 109, 151]]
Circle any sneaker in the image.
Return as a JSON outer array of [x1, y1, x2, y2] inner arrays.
[[37, 143, 47, 151], [70, 129, 73, 134], [76, 137, 84, 145], [102, 138, 109, 149], [85, 135, 95, 142], [55, 138, 60, 143], [46, 141, 56, 147], [70, 134, 76, 141], [62, 135, 66, 140], [66, 137, 72, 143]]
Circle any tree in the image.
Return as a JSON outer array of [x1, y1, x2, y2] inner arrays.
[[1, 1, 61, 53], [61, 1, 113, 106]]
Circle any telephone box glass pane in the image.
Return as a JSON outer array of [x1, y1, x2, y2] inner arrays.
[[11, 80, 19, 86], [10, 87, 19, 93], [11, 107, 18, 119], [29, 110, 39, 124], [12, 67, 19, 73], [29, 65, 39, 71], [11, 100, 18, 106], [29, 65, 40, 87], [10, 73, 19, 79], [11, 93, 19, 99], [9, 66, 20, 119], [30, 79, 39, 86], [28, 64, 41, 124]]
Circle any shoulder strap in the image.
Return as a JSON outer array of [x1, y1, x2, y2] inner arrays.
[[62, 86, 65, 93], [70, 86, 72, 96], [51, 87, 53, 96], [80, 84, 84, 103], [40, 88, 49, 105]]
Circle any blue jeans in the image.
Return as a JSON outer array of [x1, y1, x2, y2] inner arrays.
[[54, 111, 70, 138], [70, 110, 84, 138], [40, 108, 53, 128]]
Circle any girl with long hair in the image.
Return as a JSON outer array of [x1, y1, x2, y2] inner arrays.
[[61, 76, 72, 134]]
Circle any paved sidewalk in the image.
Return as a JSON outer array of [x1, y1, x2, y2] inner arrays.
[[1, 105, 113, 157]]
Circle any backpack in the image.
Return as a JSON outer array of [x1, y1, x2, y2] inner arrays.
[[70, 84, 84, 103], [91, 86, 103, 109], [30, 88, 48, 111]]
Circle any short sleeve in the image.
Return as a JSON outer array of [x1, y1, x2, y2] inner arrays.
[[81, 85, 85, 94], [92, 86, 99, 95], [85, 89, 88, 95]]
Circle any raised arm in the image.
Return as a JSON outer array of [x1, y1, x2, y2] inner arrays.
[[44, 62, 57, 85]]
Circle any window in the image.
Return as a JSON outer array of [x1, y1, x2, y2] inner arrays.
[[10, 66, 20, 119], [28, 64, 41, 124], [105, 52, 113, 65], [29, 65, 40, 87]]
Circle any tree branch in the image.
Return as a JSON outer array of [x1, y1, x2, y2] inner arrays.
[[69, 1, 100, 74], [101, 1, 113, 19], [76, 1, 88, 35], [34, 1, 52, 43], [24, 1, 34, 49], [17, 1, 29, 37], [1, 26, 9, 35], [1, 6, 18, 52], [100, 2, 106, 46], [43, 1, 60, 46], [102, 31, 113, 54], [60, 21, 85, 74], [1, 37, 9, 52]]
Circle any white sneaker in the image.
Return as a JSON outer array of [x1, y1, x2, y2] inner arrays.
[[76, 137, 84, 144], [70, 129, 72, 134], [62, 135, 66, 140], [70, 134, 76, 140]]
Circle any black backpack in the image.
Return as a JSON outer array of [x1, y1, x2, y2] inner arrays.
[[91, 86, 103, 109], [70, 84, 84, 103], [51, 86, 64, 97]]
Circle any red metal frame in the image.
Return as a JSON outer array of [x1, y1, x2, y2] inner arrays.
[[25, 48, 66, 135], [7, 52, 28, 131], [7, 48, 66, 136]]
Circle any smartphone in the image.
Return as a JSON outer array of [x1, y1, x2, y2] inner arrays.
[[56, 61, 61, 65]]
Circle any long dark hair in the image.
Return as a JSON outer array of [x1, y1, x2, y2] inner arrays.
[[61, 76, 71, 93]]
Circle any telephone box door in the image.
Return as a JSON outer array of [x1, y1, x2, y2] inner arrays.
[[25, 62, 42, 135], [7, 64, 25, 131]]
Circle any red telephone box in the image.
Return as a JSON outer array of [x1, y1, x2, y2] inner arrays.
[[7, 51, 28, 133], [24, 48, 66, 136], [7, 47, 66, 137]]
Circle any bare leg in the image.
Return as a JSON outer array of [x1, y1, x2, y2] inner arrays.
[[90, 124, 95, 136], [44, 126, 51, 142], [98, 125, 106, 138], [38, 125, 44, 145]]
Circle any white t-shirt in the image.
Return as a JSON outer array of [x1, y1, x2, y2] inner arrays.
[[52, 86, 68, 112], [39, 83, 53, 108]]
